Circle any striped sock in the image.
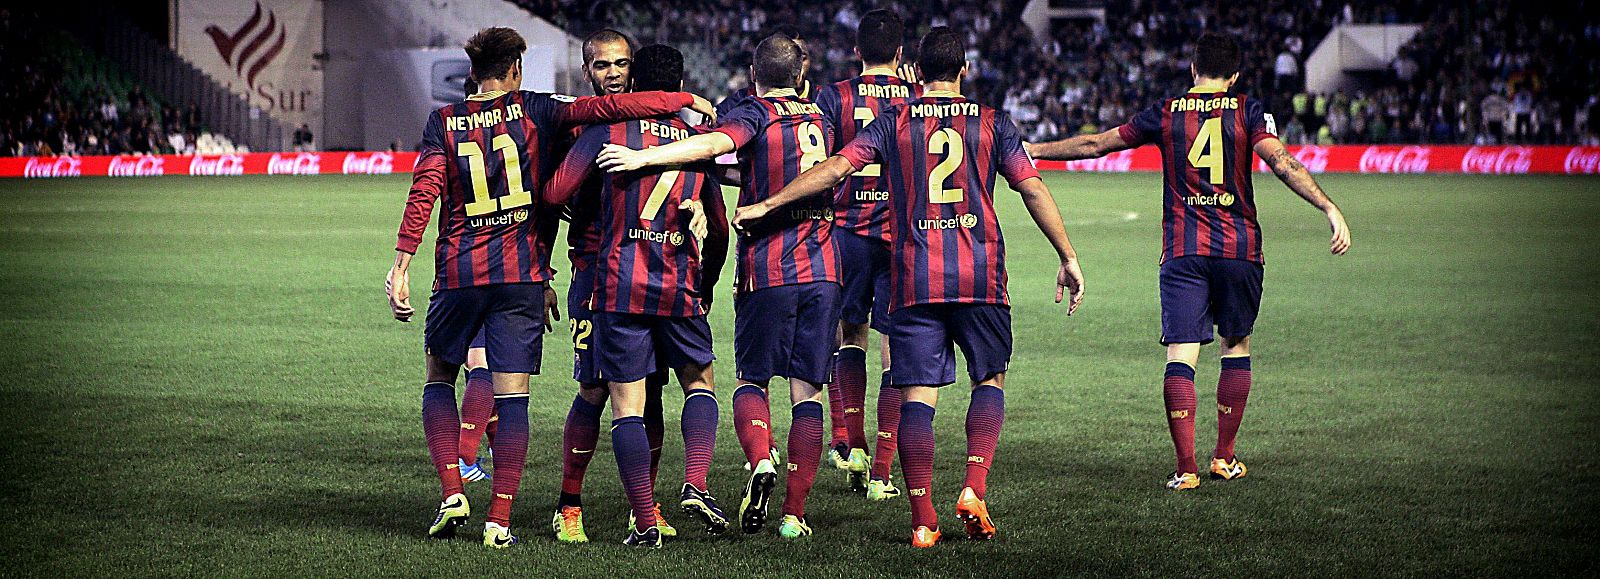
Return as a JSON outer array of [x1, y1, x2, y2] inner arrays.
[[1164, 362, 1199, 474], [871, 372, 900, 480], [837, 347, 869, 450], [826, 351, 848, 447], [559, 394, 602, 507], [963, 385, 1005, 499], [421, 382, 464, 499], [486, 393, 529, 527], [681, 389, 719, 490], [782, 400, 825, 517], [732, 384, 772, 467], [645, 373, 667, 491], [1214, 356, 1253, 460], [457, 368, 494, 464], [898, 401, 937, 529], [612, 416, 656, 531]]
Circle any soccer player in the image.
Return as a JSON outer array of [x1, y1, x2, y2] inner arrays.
[[1025, 33, 1351, 491], [732, 27, 1086, 548], [386, 26, 714, 548], [598, 35, 839, 539], [714, 26, 816, 117], [548, 28, 682, 544], [544, 43, 733, 548], [812, 8, 921, 498]]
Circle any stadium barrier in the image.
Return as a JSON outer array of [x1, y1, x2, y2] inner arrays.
[[4, 146, 1599, 178]]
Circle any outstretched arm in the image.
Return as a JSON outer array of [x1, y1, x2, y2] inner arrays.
[[556, 91, 715, 127], [730, 155, 854, 231], [1024, 128, 1134, 161], [596, 132, 738, 173], [1254, 137, 1351, 255], [1013, 176, 1085, 314]]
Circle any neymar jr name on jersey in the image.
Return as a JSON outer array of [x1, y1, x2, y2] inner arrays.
[[445, 102, 527, 132]]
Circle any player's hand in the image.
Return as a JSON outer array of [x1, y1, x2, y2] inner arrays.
[[387, 266, 413, 322], [686, 93, 717, 124], [896, 63, 919, 84], [1057, 257, 1085, 316], [681, 199, 708, 244], [543, 285, 562, 333], [598, 143, 647, 173], [1326, 208, 1351, 255], [730, 203, 770, 236]]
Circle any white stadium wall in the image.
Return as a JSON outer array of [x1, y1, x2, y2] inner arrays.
[[170, 0, 324, 142]]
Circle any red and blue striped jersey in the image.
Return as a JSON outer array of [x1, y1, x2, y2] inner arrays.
[[545, 117, 728, 317], [713, 90, 839, 292], [396, 90, 695, 290], [837, 93, 1039, 312], [815, 74, 923, 242], [1118, 89, 1276, 264]]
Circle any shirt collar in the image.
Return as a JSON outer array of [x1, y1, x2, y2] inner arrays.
[[861, 66, 897, 77], [1188, 85, 1228, 93], [760, 88, 799, 98], [466, 90, 507, 101], [923, 90, 963, 98]]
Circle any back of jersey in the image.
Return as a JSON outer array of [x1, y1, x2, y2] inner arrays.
[[817, 74, 923, 242]]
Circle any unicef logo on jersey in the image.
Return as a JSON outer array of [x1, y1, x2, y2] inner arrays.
[[918, 213, 979, 230], [628, 228, 684, 246], [468, 208, 529, 229], [1185, 193, 1235, 207]]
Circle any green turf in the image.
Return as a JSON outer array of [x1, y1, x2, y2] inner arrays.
[[0, 173, 1596, 576]]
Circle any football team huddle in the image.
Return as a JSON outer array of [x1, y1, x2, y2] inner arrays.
[[385, 9, 1352, 549]]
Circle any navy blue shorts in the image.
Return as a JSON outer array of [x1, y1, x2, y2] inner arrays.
[[469, 328, 486, 350], [1158, 256, 1264, 345], [566, 268, 601, 384], [734, 282, 841, 385], [836, 229, 891, 333], [887, 303, 1012, 387], [425, 282, 544, 374], [593, 312, 715, 383]]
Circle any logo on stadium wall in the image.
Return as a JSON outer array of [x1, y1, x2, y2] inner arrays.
[[1564, 148, 1600, 174], [1461, 146, 1532, 174], [189, 154, 246, 176], [1358, 146, 1431, 174], [1294, 146, 1331, 173], [1061, 149, 1136, 172], [23, 157, 82, 178], [204, 1, 286, 92], [268, 153, 320, 175], [108, 156, 167, 177], [342, 152, 396, 175]]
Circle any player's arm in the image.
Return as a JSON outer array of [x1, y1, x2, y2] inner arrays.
[[1024, 128, 1134, 161], [1254, 137, 1351, 255], [389, 147, 447, 322], [543, 127, 606, 206], [730, 156, 854, 230], [596, 132, 737, 172], [1014, 176, 1085, 314], [554, 91, 717, 127], [695, 172, 731, 307]]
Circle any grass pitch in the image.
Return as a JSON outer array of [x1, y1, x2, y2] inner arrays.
[[0, 172, 1595, 577]]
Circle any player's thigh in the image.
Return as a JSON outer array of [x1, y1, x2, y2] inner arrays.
[[465, 328, 488, 369], [734, 286, 798, 384], [949, 304, 1013, 386], [481, 282, 544, 375], [593, 312, 658, 384], [425, 286, 491, 368], [886, 304, 957, 388], [787, 282, 843, 385], [1207, 259, 1264, 341], [1158, 256, 1215, 346]]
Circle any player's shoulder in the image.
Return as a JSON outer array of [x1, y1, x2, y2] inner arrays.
[[517, 90, 581, 104]]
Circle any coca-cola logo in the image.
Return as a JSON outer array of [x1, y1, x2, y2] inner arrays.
[[1358, 146, 1431, 174], [189, 154, 246, 176], [1293, 146, 1330, 173], [342, 152, 395, 175], [1461, 146, 1532, 175], [1061, 149, 1136, 172], [1563, 147, 1600, 174], [23, 157, 82, 178], [268, 152, 321, 175], [108, 156, 167, 177]]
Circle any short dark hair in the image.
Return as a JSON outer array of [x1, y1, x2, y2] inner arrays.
[[917, 27, 965, 83], [583, 28, 632, 64], [856, 9, 904, 66], [752, 34, 803, 89], [631, 44, 683, 93], [464, 27, 526, 82], [1193, 33, 1241, 79], [766, 25, 802, 42]]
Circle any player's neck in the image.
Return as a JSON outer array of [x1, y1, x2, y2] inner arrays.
[[861, 64, 896, 76], [477, 78, 519, 95], [1190, 76, 1232, 92], [923, 80, 961, 97]]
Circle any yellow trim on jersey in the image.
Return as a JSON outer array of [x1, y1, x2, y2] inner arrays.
[[861, 66, 897, 77], [923, 90, 962, 98], [467, 90, 508, 102], [1188, 85, 1228, 93], [760, 88, 800, 98]]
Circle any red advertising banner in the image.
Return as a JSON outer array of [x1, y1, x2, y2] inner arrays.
[[2, 146, 1598, 178]]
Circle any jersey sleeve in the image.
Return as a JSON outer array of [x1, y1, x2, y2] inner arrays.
[[1117, 104, 1163, 147], [837, 107, 895, 171], [548, 91, 693, 128], [814, 85, 842, 151], [396, 112, 447, 254], [713, 91, 745, 120], [711, 100, 768, 149], [1244, 97, 1278, 145], [543, 124, 609, 206], [993, 110, 1040, 188]]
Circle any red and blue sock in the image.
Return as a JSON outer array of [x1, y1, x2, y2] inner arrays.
[[1214, 356, 1252, 460], [612, 416, 656, 531], [782, 400, 825, 517], [421, 382, 464, 500], [898, 401, 937, 529], [1164, 362, 1199, 474], [826, 352, 848, 448], [836, 347, 869, 450], [871, 372, 901, 481], [732, 384, 772, 467], [681, 388, 719, 490], [486, 393, 529, 527], [645, 372, 667, 490], [457, 368, 494, 464], [559, 394, 602, 508], [963, 385, 1004, 499]]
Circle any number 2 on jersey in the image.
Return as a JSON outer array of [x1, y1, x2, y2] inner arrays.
[[927, 128, 964, 204], [458, 133, 533, 217], [1186, 116, 1225, 185], [851, 107, 881, 178]]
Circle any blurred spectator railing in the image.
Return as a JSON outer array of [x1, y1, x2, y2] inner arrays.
[[62, 12, 291, 152]]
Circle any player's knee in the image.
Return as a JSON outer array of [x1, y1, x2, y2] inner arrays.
[[1219, 335, 1250, 356], [578, 382, 609, 405], [1166, 342, 1202, 368], [840, 321, 870, 348], [972, 372, 1005, 390]]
